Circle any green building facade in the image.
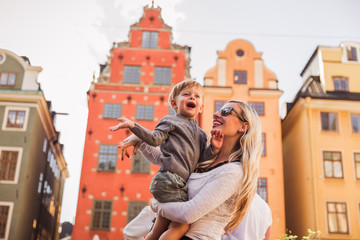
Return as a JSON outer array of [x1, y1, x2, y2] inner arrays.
[[0, 49, 68, 240]]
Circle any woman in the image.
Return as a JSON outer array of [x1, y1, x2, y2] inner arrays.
[[121, 100, 263, 240]]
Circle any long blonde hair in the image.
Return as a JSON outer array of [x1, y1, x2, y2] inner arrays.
[[197, 100, 263, 233]]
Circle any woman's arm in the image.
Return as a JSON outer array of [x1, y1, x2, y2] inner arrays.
[[151, 163, 243, 224]]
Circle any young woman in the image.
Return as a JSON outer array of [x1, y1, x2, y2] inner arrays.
[[120, 100, 263, 240]]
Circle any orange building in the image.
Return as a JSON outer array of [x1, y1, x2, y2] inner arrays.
[[72, 5, 191, 239], [201, 39, 286, 238], [282, 42, 360, 239]]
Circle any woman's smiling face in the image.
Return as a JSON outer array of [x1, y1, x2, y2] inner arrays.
[[212, 102, 248, 137]]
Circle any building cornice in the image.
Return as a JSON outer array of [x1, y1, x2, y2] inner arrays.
[[203, 86, 233, 96], [248, 88, 283, 98]]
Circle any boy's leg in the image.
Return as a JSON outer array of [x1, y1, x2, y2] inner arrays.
[[144, 215, 170, 240], [159, 221, 190, 240]]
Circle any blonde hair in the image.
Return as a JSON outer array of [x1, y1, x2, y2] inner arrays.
[[197, 100, 262, 233], [168, 79, 203, 103]]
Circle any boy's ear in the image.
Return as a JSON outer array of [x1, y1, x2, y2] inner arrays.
[[170, 99, 177, 111], [198, 104, 204, 113]]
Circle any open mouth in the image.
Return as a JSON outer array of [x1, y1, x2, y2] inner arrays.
[[213, 120, 222, 126], [186, 102, 196, 108]]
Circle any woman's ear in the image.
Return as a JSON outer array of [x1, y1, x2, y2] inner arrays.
[[238, 122, 249, 133]]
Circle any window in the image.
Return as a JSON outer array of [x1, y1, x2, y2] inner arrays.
[[0, 72, 16, 86], [7, 110, 25, 128], [2, 107, 29, 131], [127, 201, 148, 223], [214, 101, 227, 113], [249, 102, 265, 116], [333, 77, 349, 91], [0, 205, 9, 238], [0, 53, 5, 64], [355, 153, 360, 180], [97, 145, 118, 171], [38, 173, 44, 194], [326, 202, 348, 234], [236, 49, 244, 57], [123, 66, 141, 84], [321, 112, 338, 131], [103, 104, 122, 119], [347, 46, 358, 61], [351, 114, 360, 133], [42, 139, 48, 153], [142, 31, 158, 48], [136, 105, 154, 120], [234, 70, 247, 84], [154, 67, 171, 85], [131, 152, 150, 173], [168, 107, 176, 116], [257, 178, 267, 202], [262, 133, 266, 156], [0, 151, 19, 181], [91, 200, 112, 230], [323, 151, 343, 178], [0, 202, 13, 239]]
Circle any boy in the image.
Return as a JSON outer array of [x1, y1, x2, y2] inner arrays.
[[110, 79, 218, 240]]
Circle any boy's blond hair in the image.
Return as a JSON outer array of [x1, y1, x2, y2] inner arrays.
[[168, 79, 203, 103]]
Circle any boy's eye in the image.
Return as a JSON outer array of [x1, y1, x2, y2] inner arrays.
[[195, 95, 200, 98]]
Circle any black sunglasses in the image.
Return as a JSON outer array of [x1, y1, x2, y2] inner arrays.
[[220, 107, 247, 122]]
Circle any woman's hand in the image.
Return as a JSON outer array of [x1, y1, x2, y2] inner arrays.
[[150, 198, 159, 213], [210, 129, 224, 154], [109, 117, 135, 131], [118, 134, 142, 160]]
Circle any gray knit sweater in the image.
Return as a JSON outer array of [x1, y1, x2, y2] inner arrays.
[[130, 114, 213, 180]]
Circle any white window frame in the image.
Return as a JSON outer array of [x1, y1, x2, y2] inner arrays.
[[341, 42, 360, 64], [2, 106, 30, 132], [0, 147, 23, 184], [0, 53, 6, 65], [324, 200, 350, 235], [0, 201, 14, 240]]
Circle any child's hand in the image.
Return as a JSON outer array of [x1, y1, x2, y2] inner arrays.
[[210, 129, 224, 154], [118, 134, 142, 160], [109, 117, 135, 131]]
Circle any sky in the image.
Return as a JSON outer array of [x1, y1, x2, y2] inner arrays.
[[1, 0, 360, 224]]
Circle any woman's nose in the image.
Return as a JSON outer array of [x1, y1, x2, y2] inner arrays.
[[213, 111, 220, 119]]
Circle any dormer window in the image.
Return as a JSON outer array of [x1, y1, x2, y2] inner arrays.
[[142, 31, 158, 48], [347, 46, 358, 61], [333, 77, 349, 91]]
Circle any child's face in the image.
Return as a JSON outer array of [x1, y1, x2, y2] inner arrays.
[[171, 86, 203, 119]]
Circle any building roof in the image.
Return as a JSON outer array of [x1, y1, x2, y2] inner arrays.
[[285, 75, 360, 116]]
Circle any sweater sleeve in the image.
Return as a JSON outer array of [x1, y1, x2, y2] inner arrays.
[[151, 164, 243, 224], [130, 117, 173, 147], [199, 131, 216, 163], [138, 142, 162, 166]]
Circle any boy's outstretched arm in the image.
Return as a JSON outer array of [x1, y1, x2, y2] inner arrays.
[[109, 117, 135, 131]]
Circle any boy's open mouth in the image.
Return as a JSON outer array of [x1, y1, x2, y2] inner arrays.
[[186, 102, 196, 108]]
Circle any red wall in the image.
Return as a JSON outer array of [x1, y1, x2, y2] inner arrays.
[[72, 6, 190, 240]]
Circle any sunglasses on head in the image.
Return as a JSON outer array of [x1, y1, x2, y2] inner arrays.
[[220, 107, 247, 122]]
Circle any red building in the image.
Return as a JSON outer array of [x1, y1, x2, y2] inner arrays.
[[72, 4, 191, 240]]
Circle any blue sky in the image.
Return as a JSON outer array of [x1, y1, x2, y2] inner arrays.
[[1, 0, 360, 223]]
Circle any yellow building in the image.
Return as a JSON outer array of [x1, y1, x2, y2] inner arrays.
[[201, 39, 285, 239], [282, 42, 360, 239]]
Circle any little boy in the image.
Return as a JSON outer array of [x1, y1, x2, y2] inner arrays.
[[110, 79, 218, 240]]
